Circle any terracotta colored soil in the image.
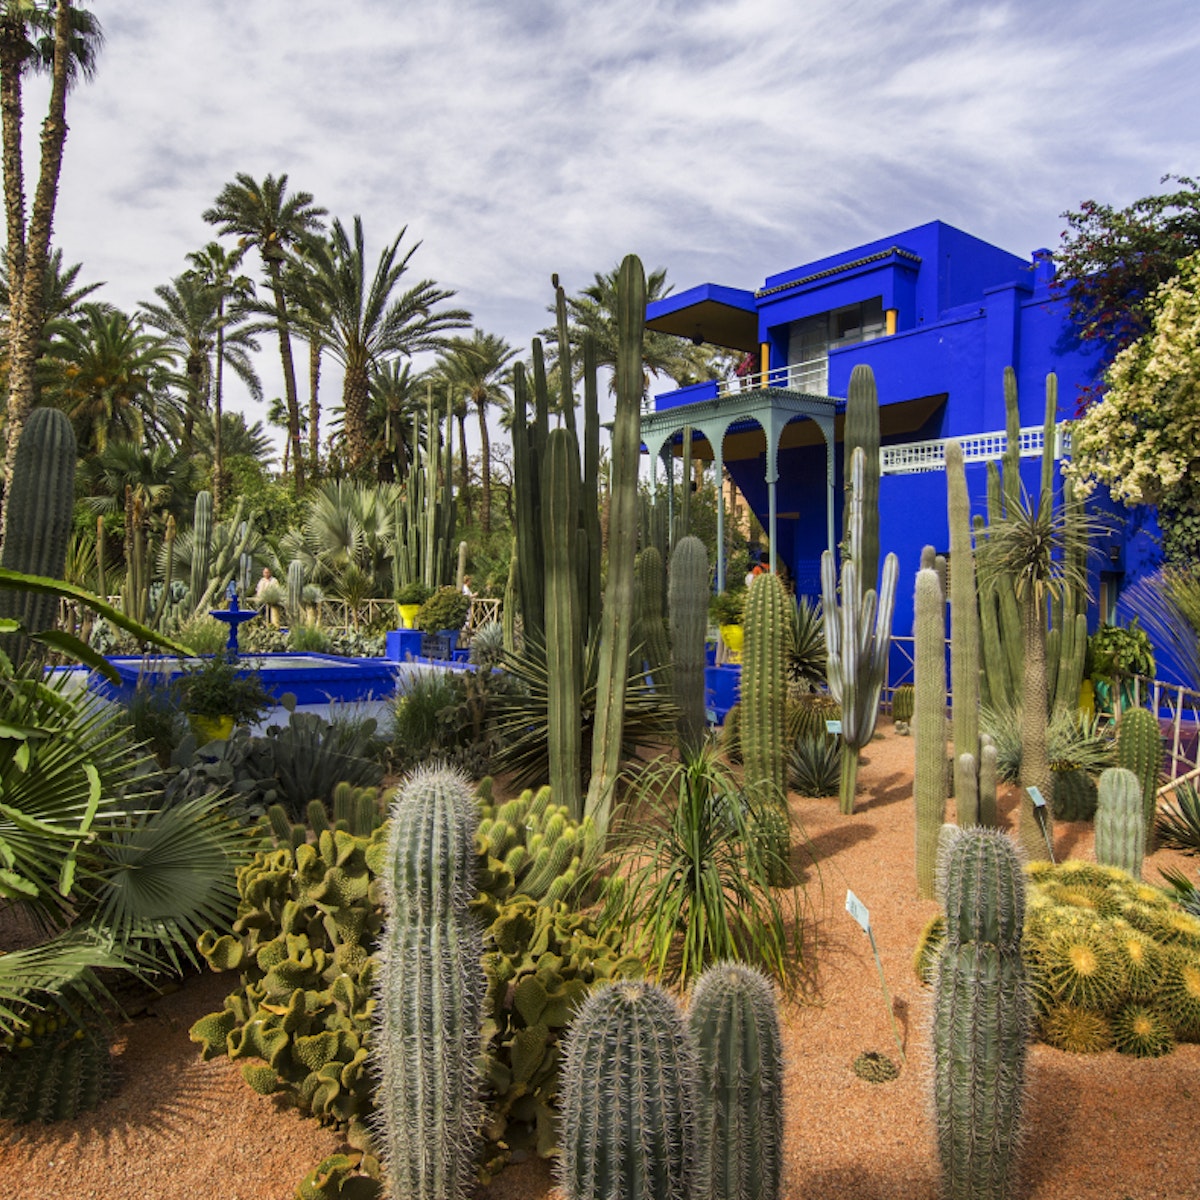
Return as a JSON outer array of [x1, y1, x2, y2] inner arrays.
[[3, 723, 1199, 1200]]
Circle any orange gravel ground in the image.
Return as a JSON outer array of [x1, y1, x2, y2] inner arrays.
[[3, 721, 1199, 1200]]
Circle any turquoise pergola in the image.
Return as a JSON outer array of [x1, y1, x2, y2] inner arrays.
[[639, 387, 839, 591]]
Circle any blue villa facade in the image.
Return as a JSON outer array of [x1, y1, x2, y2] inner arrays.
[[643, 220, 1162, 644]]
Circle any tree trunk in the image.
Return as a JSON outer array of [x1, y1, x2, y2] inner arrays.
[[0, 9, 29, 332], [2, 0, 71, 534], [1018, 592, 1054, 859], [475, 397, 491, 536], [213, 308, 225, 512], [308, 337, 321, 477], [266, 259, 305, 492], [456, 409, 471, 523], [342, 361, 370, 472]]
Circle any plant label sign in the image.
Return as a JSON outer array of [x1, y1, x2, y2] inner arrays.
[[1027, 786, 1046, 808], [826, 719, 843, 735], [1026, 787, 1056, 862], [845, 889, 871, 933]]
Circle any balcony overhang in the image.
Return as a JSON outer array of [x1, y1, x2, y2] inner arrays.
[[645, 283, 758, 353]]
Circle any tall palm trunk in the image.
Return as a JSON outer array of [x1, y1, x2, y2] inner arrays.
[[475, 396, 492, 535], [342, 360, 370, 471], [265, 259, 305, 492], [213, 303, 225, 511], [1018, 592, 1053, 859], [308, 338, 321, 476], [2, 0, 71, 529], [457, 407, 471, 523], [0, 8, 29, 333]]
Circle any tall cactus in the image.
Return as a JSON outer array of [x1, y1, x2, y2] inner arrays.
[[287, 560, 305, 624], [933, 828, 1028, 1200], [842, 363, 881, 591], [543, 427, 583, 819], [1116, 707, 1163, 843], [946, 441, 983, 824], [0, 407, 76, 664], [821, 446, 899, 814], [190, 489, 213, 606], [689, 963, 784, 1200], [914, 564, 948, 899], [669, 535, 710, 755], [587, 255, 645, 828], [559, 980, 698, 1200], [635, 547, 671, 689], [1095, 767, 1146, 879], [373, 765, 483, 1200]]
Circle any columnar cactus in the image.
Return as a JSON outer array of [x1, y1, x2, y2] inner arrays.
[[559, 980, 698, 1200], [191, 489, 213, 606], [742, 570, 792, 879], [1116, 707, 1163, 840], [688, 963, 784, 1200], [914, 564, 948, 899], [842, 363, 881, 593], [821, 446, 899, 814], [933, 828, 1027, 1200], [373, 765, 483, 1200], [635, 547, 671, 690], [0, 406, 76, 663], [542, 427, 583, 818], [1095, 767, 1146, 879], [286, 560, 305, 625], [669, 535, 710, 754]]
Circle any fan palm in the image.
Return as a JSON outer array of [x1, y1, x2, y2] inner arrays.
[[203, 173, 326, 490], [365, 358, 423, 483], [80, 438, 198, 531], [434, 331, 517, 535], [281, 478, 399, 589], [296, 215, 470, 472], [40, 304, 178, 452]]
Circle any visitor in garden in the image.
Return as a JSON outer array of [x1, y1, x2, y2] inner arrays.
[[256, 567, 280, 626]]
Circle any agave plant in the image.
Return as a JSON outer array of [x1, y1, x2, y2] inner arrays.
[[788, 733, 841, 797], [981, 702, 1115, 783], [1156, 781, 1200, 855], [491, 632, 676, 792], [786, 596, 827, 697]]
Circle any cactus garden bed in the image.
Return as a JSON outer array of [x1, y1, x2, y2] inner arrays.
[[3, 722, 1200, 1199]]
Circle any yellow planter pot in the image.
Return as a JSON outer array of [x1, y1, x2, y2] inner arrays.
[[398, 604, 421, 630], [188, 714, 235, 745], [719, 624, 744, 664]]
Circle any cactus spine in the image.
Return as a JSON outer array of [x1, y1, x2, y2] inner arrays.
[[586, 258, 644, 829], [1116, 707, 1163, 841], [0, 407, 76, 663], [821, 443, 899, 814], [373, 765, 483, 1200], [743, 570, 791, 878], [669, 535, 710, 754], [689, 963, 784, 1200], [946, 441, 984, 824], [559, 980, 698, 1200], [543, 427, 583, 818], [933, 828, 1027, 1200], [1095, 767, 1146, 879], [914, 564, 947, 899]]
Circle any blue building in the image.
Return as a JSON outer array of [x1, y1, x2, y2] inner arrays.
[[642, 220, 1162, 641]]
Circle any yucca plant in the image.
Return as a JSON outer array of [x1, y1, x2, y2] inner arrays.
[[786, 596, 826, 697], [981, 702, 1114, 783], [1156, 781, 1200, 855], [788, 733, 841, 797], [599, 741, 806, 992]]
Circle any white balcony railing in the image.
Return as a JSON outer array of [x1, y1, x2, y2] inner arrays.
[[880, 424, 1073, 476], [715, 359, 830, 399]]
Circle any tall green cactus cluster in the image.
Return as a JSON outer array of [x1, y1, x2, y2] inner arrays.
[[191, 489, 213, 603], [287, 559, 306, 624], [373, 765, 483, 1200], [635, 546, 671, 690], [742, 570, 792, 881], [0, 407, 75, 664], [933, 828, 1027, 1200], [689, 964, 785, 1200], [669, 535, 710, 754], [842, 363, 881, 591], [1116, 706, 1163, 842], [914, 564, 948, 900], [1094, 767, 1146, 878], [821, 439, 899, 815], [391, 389, 456, 592], [560, 964, 786, 1200]]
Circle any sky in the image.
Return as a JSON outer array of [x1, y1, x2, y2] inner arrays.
[[20, 0, 1200, 460]]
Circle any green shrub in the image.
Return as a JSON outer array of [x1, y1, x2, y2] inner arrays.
[[709, 590, 744, 626], [394, 581, 432, 606], [414, 586, 470, 633], [178, 614, 233, 655], [390, 669, 468, 768], [288, 623, 330, 653]]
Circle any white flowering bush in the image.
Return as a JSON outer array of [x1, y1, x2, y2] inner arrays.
[[1070, 251, 1200, 508]]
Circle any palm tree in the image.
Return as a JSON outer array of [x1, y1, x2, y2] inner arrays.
[[366, 358, 423, 483], [80, 437, 198, 531], [280, 247, 330, 478], [1, 0, 103, 517], [40, 303, 177, 452], [548, 264, 724, 396], [434, 331, 516, 535], [203, 173, 325, 492], [182, 241, 261, 507], [297, 215, 470, 473], [138, 271, 262, 466]]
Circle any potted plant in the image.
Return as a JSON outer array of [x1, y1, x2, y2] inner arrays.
[[178, 655, 273, 745], [415, 586, 471, 639], [1089, 619, 1156, 715], [395, 581, 432, 630], [710, 590, 745, 663]]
